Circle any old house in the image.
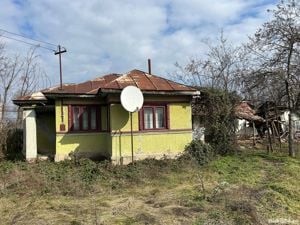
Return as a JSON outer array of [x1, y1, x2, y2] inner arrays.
[[14, 69, 198, 164], [235, 102, 265, 138], [256, 101, 300, 138]]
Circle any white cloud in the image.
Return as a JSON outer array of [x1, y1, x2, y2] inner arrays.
[[167, 0, 251, 28], [0, 0, 278, 86]]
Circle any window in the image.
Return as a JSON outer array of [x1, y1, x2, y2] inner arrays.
[[140, 105, 167, 130], [69, 105, 102, 132], [144, 107, 154, 129]]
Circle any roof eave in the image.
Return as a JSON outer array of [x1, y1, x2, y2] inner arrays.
[[13, 99, 49, 106], [99, 88, 199, 96], [42, 93, 98, 98]]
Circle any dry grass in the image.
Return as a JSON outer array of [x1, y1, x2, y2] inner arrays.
[[0, 149, 299, 225]]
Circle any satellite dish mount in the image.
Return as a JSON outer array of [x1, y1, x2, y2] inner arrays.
[[120, 86, 144, 163]]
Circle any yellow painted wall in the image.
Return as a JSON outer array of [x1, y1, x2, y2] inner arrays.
[[55, 99, 110, 159], [55, 100, 109, 133], [110, 104, 139, 132], [55, 100, 69, 133], [53, 100, 192, 162], [110, 103, 192, 132], [109, 103, 193, 163], [111, 131, 192, 163], [56, 133, 111, 157], [169, 103, 192, 129]]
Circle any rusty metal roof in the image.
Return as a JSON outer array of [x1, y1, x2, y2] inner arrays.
[[235, 102, 265, 122], [42, 70, 195, 94], [101, 69, 195, 92], [42, 74, 120, 95], [14, 70, 196, 103]]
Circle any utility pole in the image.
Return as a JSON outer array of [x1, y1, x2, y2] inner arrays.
[[54, 45, 67, 90], [54, 45, 67, 131]]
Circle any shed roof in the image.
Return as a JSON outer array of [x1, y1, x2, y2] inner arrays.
[[235, 102, 265, 122]]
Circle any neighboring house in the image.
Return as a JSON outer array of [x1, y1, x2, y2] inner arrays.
[[238, 101, 300, 139], [279, 111, 300, 136], [256, 102, 289, 137], [14, 69, 198, 164], [235, 102, 265, 138]]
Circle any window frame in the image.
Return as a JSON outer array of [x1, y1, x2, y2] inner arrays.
[[68, 105, 107, 132], [139, 104, 169, 131]]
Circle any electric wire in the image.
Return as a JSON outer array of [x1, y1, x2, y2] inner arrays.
[[1, 35, 56, 52], [0, 28, 57, 47]]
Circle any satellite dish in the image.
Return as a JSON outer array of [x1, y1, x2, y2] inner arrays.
[[120, 86, 144, 112]]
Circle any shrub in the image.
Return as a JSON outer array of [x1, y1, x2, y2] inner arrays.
[[184, 140, 214, 165], [205, 121, 237, 155], [5, 128, 23, 160], [193, 87, 239, 155]]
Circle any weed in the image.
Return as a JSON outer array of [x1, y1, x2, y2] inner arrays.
[[134, 212, 156, 224], [70, 220, 82, 225], [0, 150, 299, 224], [184, 140, 214, 165]]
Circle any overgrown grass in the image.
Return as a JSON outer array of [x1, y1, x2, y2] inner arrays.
[[0, 150, 299, 224]]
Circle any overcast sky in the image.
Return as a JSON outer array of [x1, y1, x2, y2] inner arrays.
[[0, 0, 277, 86]]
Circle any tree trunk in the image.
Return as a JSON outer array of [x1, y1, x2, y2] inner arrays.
[[266, 102, 273, 153], [285, 79, 295, 157], [286, 42, 295, 157], [266, 117, 273, 153], [288, 112, 295, 157], [0, 88, 8, 125]]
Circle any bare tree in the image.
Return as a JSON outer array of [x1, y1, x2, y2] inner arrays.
[[244, 0, 300, 157], [0, 43, 49, 125], [0, 52, 23, 124], [174, 32, 245, 154], [175, 31, 246, 93], [15, 47, 49, 125]]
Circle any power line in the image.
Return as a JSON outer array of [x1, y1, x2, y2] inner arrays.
[[0, 28, 67, 92], [1, 35, 56, 52], [0, 28, 57, 47]]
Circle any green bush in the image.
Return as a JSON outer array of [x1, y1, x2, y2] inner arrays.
[[194, 87, 239, 156], [205, 122, 237, 155], [184, 140, 214, 165]]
